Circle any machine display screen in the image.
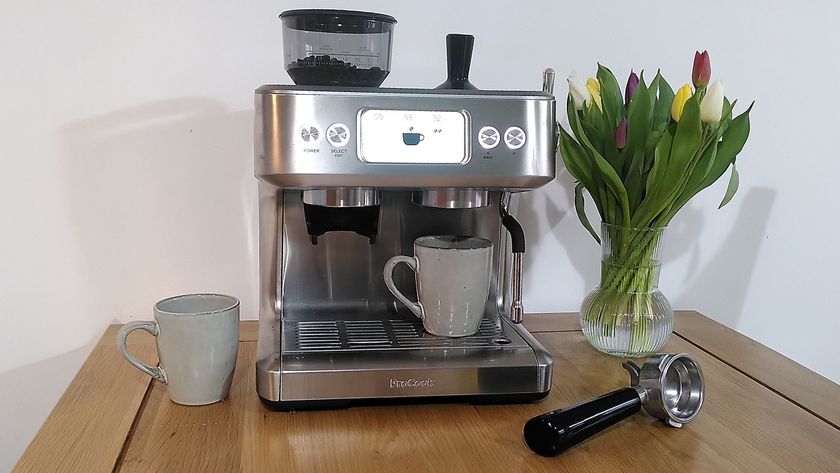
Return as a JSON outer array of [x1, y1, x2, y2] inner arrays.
[[357, 109, 468, 164]]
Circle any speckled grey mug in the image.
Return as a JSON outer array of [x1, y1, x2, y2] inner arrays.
[[116, 294, 240, 405], [384, 235, 493, 337]]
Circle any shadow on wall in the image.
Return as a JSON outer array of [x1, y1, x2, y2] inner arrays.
[[0, 334, 99, 472], [58, 99, 257, 321], [673, 187, 777, 328], [516, 172, 568, 248]]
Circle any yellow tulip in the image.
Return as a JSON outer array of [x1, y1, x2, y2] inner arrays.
[[671, 84, 692, 122], [586, 77, 602, 110]]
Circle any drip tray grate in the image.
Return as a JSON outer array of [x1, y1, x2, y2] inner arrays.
[[284, 317, 506, 352]]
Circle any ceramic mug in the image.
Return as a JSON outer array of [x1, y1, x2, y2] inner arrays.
[[384, 235, 492, 337], [117, 293, 240, 405]]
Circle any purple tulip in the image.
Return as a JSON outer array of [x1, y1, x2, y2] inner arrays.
[[625, 70, 639, 105], [692, 51, 711, 88], [615, 118, 628, 149]]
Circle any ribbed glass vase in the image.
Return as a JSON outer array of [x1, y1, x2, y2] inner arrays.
[[580, 223, 673, 357]]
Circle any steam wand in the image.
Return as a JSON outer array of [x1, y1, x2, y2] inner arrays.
[[500, 193, 525, 324]]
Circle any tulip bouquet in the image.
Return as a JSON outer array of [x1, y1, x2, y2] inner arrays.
[[559, 52, 753, 355]]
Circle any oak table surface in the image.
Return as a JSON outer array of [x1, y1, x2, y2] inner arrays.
[[14, 311, 840, 473]]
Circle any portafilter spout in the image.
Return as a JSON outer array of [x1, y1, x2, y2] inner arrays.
[[523, 353, 705, 457]]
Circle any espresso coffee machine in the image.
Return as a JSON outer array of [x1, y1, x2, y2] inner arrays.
[[255, 10, 556, 410]]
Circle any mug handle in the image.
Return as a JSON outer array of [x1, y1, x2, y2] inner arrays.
[[383, 255, 424, 319], [116, 321, 167, 383]]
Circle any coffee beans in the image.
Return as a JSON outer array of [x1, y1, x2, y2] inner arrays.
[[288, 55, 389, 87]]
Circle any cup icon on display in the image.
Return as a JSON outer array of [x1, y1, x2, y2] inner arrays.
[[402, 132, 425, 146]]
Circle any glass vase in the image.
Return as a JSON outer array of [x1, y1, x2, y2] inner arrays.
[[580, 223, 673, 357]]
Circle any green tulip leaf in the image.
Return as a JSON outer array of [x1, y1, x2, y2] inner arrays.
[[702, 98, 736, 150], [687, 141, 719, 198], [632, 130, 672, 226], [567, 95, 631, 225], [718, 163, 740, 208], [624, 150, 645, 213], [665, 141, 718, 219], [581, 110, 605, 155], [558, 124, 594, 190], [605, 139, 622, 174], [574, 182, 601, 243], [624, 77, 651, 176], [668, 95, 702, 173], [664, 102, 750, 221], [651, 72, 675, 133], [591, 150, 631, 226], [640, 94, 702, 224], [566, 97, 617, 219], [567, 97, 600, 154], [596, 64, 624, 131], [647, 72, 660, 118], [642, 129, 664, 177], [698, 102, 752, 192]]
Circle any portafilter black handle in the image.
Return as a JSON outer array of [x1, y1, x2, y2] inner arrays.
[[523, 387, 643, 457], [436, 34, 477, 90]]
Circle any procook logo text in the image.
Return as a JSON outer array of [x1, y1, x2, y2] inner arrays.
[[389, 378, 435, 389]]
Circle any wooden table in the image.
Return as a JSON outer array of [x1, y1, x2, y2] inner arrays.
[[14, 311, 840, 472]]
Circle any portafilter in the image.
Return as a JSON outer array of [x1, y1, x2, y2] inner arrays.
[[523, 353, 705, 457]]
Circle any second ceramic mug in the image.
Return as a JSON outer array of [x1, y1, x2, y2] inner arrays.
[[116, 293, 240, 405], [384, 235, 493, 337]]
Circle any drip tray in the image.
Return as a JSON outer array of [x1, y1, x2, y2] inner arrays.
[[262, 313, 552, 404], [282, 316, 528, 353]]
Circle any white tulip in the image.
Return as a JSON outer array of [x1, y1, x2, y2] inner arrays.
[[567, 71, 589, 110], [700, 80, 725, 123]]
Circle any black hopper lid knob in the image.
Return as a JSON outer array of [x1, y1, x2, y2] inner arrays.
[[436, 34, 477, 90]]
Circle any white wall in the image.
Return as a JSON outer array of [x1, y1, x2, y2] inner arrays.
[[1, 0, 838, 469]]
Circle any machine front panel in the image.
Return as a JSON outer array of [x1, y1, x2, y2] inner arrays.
[[254, 86, 556, 190]]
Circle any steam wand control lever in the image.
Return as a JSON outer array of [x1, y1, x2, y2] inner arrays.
[[542, 68, 556, 94], [500, 192, 525, 324]]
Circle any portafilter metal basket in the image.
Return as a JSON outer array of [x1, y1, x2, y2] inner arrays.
[[524, 353, 705, 457]]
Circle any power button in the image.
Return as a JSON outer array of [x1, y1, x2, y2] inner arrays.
[[300, 125, 321, 143]]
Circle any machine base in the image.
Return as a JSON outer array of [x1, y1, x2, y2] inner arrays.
[[256, 313, 554, 408], [259, 390, 550, 412]]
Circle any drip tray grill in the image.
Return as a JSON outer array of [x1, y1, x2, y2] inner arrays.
[[283, 317, 509, 353]]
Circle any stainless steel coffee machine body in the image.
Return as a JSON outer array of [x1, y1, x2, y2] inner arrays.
[[255, 86, 556, 409]]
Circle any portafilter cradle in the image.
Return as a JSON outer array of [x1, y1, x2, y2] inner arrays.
[[524, 353, 705, 457]]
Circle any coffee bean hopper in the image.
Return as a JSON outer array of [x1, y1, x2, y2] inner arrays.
[[524, 353, 705, 456], [280, 9, 396, 87]]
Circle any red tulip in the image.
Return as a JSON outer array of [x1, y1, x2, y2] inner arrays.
[[692, 51, 711, 88], [625, 70, 639, 105], [615, 118, 628, 149]]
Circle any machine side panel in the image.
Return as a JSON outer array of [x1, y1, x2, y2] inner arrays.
[[255, 182, 283, 401]]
